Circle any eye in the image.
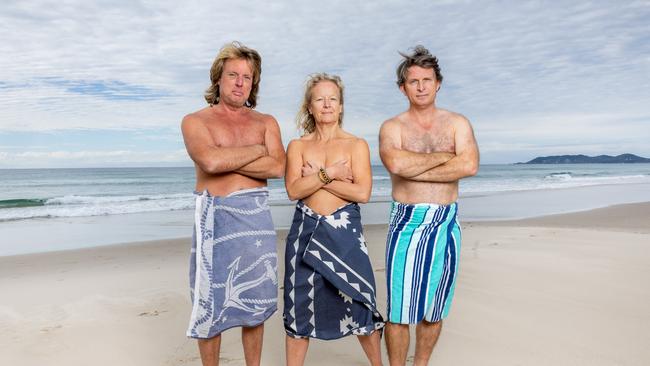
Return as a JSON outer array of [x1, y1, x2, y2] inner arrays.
[[244, 75, 252, 81]]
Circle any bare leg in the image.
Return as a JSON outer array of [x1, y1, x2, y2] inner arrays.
[[242, 324, 264, 366], [285, 335, 309, 366], [197, 335, 222, 366], [413, 320, 442, 366], [385, 322, 409, 366], [357, 331, 383, 366]]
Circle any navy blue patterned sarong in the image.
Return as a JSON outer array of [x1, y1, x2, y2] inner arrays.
[[283, 201, 384, 340], [187, 188, 278, 339]]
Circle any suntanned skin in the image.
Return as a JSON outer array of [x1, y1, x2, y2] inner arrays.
[[284, 80, 382, 366], [181, 57, 286, 366], [379, 65, 479, 366]]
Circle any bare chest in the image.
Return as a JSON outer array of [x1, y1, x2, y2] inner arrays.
[[401, 123, 455, 153], [301, 140, 352, 166], [205, 119, 265, 147]]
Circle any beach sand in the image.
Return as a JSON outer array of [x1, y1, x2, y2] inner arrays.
[[1, 202, 648, 365]]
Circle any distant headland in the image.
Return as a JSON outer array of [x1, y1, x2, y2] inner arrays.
[[518, 154, 650, 164]]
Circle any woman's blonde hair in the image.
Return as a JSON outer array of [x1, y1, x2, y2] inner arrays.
[[296, 73, 345, 135], [204, 41, 262, 108]]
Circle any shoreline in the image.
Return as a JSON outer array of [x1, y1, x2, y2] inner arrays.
[[1, 200, 647, 260], [1, 201, 648, 365], [2, 182, 650, 257]]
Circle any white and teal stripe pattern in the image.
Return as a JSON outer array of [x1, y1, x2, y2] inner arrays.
[[386, 201, 461, 324]]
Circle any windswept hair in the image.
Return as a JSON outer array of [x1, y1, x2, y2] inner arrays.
[[296, 73, 345, 135], [396, 45, 443, 86], [204, 41, 262, 108]]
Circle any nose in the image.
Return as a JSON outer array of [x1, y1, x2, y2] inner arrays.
[[417, 81, 424, 91], [235, 75, 244, 87]]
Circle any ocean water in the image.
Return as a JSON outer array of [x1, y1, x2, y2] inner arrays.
[[1, 164, 650, 222], [2, 164, 650, 256]]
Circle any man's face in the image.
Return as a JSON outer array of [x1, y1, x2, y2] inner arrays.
[[218, 58, 254, 107], [400, 66, 439, 107]]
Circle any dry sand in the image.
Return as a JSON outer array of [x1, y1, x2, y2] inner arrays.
[[1, 202, 649, 365]]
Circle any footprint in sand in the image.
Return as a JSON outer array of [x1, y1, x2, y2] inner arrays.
[[40, 324, 63, 333], [138, 309, 168, 317], [171, 355, 200, 365]]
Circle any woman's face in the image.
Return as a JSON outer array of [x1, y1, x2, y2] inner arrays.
[[309, 81, 342, 125]]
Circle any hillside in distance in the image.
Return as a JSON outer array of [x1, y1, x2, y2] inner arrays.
[[519, 154, 650, 164]]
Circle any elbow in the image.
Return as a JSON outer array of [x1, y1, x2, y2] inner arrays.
[[197, 159, 222, 175], [272, 162, 286, 179], [466, 161, 479, 177], [381, 156, 402, 176], [286, 187, 300, 201], [356, 187, 372, 204], [357, 193, 371, 204]]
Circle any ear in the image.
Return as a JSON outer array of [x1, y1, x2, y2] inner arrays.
[[399, 84, 406, 96]]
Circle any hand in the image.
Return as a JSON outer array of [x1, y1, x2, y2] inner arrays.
[[301, 161, 319, 177], [325, 159, 353, 183]]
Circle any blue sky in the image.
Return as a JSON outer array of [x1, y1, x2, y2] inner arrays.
[[1, 0, 649, 168]]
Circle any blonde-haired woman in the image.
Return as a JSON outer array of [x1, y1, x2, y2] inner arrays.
[[283, 73, 384, 366]]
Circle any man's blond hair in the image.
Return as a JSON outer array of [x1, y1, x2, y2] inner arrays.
[[204, 41, 262, 108]]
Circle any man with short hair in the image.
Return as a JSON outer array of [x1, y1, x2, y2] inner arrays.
[[379, 45, 479, 366], [181, 41, 286, 366]]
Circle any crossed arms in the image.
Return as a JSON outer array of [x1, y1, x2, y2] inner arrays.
[[379, 116, 479, 182], [284, 139, 372, 203], [181, 114, 286, 179]]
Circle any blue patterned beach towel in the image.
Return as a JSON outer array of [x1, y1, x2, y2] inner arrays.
[[386, 201, 461, 324], [283, 201, 384, 340], [187, 188, 278, 339]]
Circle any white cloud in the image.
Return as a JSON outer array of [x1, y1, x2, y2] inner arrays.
[[1, 0, 649, 165], [0, 149, 191, 169]]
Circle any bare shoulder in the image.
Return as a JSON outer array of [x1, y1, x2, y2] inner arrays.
[[337, 130, 367, 146], [353, 136, 369, 151], [380, 113, 405, 130], [286, 138, 306, 155], [181, 107, 211, 131], [379, 115, 404, 140], [439, 108, 471, 127], [250, 110, 279, 127]]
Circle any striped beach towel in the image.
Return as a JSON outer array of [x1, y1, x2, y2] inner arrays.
[[386, 201, 461, 324], [283, 201, 384, 340], [187, 188, 278, 339]]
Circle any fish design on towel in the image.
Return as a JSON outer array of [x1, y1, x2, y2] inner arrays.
[[187, 188, 278, 339], [283, 201, 384, 340]]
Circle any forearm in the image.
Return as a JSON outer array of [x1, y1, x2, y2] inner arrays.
[[410, 156, 478, 182], [322, 181, 371, 203], [195, 145, 265, 174], [235, 156, 284, 179], [382, 150, 454, 178], [285, 174, 326, 201]]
